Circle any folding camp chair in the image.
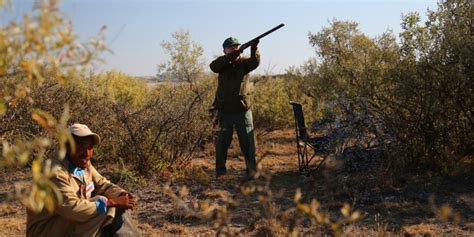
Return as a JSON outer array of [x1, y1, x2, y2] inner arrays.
[[290, 102, 331, 176]]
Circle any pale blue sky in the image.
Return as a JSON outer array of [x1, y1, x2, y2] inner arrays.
[[6, 0, 437, 76]]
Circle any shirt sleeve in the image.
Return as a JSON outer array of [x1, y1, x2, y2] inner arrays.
[[243, 48, 260, 73], [53, 169, 101, 222], [210, 55, 233, 73], [90, 165, 126, 199], [95, 196, 108, 214]]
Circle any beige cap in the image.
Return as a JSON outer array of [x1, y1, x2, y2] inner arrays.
[[68, 123, 101, 145]]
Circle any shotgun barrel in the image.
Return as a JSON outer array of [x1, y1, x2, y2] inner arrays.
[[239, 23, 285, 52]]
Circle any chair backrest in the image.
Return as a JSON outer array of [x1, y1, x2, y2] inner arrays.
[[290, 102, 308, 140]]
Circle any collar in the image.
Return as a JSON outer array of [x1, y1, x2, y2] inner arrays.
[[65, 156, 89, 182]]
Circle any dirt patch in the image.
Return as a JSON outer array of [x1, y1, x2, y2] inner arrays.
[[0, 217, 24, 237]]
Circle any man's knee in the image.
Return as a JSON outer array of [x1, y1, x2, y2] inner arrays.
[[101, 208, 141, 237]]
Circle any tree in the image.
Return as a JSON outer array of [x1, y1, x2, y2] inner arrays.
[[303, 0, 472, 173], [395, 0, 473, 169], [157, 29, 205, 90], [305, 19, 400, 155]]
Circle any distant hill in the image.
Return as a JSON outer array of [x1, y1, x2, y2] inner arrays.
[[135, 75, 165, 83], [134, 74, 177, 87]]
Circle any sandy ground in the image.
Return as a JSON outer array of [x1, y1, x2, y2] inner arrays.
[[1, 128, 473, 236]]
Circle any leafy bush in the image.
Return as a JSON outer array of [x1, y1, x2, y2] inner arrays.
[[302, 0, 472, 173], [37, 72, 214, 175], [253, 74, 319, 129]]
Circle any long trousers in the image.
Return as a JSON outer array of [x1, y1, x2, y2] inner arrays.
[[215, 110, 256, 175]]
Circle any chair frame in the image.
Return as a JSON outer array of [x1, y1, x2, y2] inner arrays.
[[290, 102, 327, 176]]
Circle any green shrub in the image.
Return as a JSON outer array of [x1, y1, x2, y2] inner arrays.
[[253, 75, 319, 129], [303, 0, 472, 173]]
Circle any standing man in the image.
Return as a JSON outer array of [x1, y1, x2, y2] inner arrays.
[[210, 37, 260, 178], [27, 123, 141, 237]]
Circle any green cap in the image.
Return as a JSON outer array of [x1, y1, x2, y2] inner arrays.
[[222, 37, 240, 48]]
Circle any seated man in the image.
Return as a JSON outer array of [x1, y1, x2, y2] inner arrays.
[[27, 123, 141, 237]]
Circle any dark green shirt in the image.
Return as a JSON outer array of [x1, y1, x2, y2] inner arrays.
[[210, 48, 260, 114]]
